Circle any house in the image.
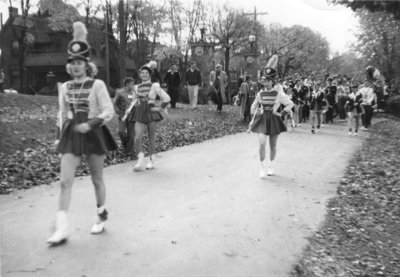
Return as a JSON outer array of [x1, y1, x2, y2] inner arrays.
[[0, 7, 137, 95]]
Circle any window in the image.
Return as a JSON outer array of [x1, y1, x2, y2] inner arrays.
[[11, 40, 19, 56]]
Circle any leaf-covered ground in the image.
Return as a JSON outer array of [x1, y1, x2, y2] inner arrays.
[[0, 93, 246, 194], [291, 118, 400, 277]]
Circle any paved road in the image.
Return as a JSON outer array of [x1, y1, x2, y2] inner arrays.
[[1, 121, 370, 277]]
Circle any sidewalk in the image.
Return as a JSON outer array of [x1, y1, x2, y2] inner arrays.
[[1, 121, 368, 277]]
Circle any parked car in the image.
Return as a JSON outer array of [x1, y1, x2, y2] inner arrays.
[[4, 88, 18, 94]]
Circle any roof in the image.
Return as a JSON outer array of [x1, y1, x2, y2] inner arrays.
[[25, 53, 68, 67], [30, 17, 51, 43], [25, 53, 105, 68]]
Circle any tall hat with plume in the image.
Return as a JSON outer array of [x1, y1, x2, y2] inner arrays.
[[263, 55, 279, 79], [365, 66, 380, 82], [67, 21, 90, 62]]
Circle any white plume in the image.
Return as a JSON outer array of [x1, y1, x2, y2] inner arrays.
[[148, 60, 157, 69], [72, 21, 88, 42], [266, 54, 279, 69]]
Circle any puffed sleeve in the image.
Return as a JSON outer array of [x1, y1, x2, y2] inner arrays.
[[250, 92, 261, 115], [148, 82, 171, 108], [276, 89, 294, 110], [148, 82, 160, 106], [87, 79, 115, 129], [56, 82, 69, 139]]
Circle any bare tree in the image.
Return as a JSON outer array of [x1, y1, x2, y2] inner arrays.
[[211, 4, 249, 101], [118, 0, 126, 82], [182, 0, 205, 68], [166, 0, 183, 53], [259, 24, 330, 77]]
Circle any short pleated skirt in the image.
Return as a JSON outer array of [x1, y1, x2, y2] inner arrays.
[[128, 101, 163, 124], [57, 112, 118, 156], [251, 110, 287, 136]]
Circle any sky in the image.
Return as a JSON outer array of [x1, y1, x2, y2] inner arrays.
[[0, 0, 359, 54], [228, 0, 359, 54]]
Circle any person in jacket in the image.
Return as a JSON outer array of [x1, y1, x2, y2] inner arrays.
[[325, 77, 337, 123], [164, 62, 181, 109], [48, 22, 117, 245], [184, 61, 202, 109], [113, 77, 135, 150], [209, 64, 228, 113], [239, 75, 255, 122], [148, 60, 162, 84]]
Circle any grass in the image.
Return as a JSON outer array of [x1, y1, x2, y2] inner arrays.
[[0, 93, 233, 155]]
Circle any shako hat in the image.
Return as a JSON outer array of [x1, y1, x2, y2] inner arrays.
[[139, 65, 153, 74], [67, 21, 90, 62], [365, 66, 380, 82], [263, 55, 278, 79]]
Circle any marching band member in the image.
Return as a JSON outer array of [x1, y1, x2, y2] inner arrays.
[[309, 81, 325, 134], [249, 55, 294, 178], [48, 22, 117, 245], [127, 65, 170, 171]]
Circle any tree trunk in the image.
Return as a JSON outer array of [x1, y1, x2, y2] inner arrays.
[[225, 46, 231, 104], [118, 0, 126, 86], [18, 37, 26, 94]]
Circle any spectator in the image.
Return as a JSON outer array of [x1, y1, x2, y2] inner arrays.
[[114, 77, 135, 150], [184, 61, 202, 109], [164, 62, 181, 109], [148, 60, 162, 84], [310, 81, 325, 134], [337, 79, 347, 122], [239, 75, 254, 122], [209, 64, 228, 113], [292, 79, 302, 126], [325, 77, 337, 123], [360, 79, 375, 130]]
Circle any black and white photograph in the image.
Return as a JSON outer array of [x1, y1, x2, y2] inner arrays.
[[1, 0, 400, 276]]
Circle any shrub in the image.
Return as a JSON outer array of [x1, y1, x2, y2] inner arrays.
[[385, 95, 400, 117]]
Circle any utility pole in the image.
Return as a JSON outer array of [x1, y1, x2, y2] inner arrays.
[[243, 6, 268, 80], [105, 8, 110, 88], [118, 0, 126, 85], [243, 7, 268, 52]]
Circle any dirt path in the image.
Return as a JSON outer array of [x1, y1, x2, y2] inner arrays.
[[1, 122, 367, 277]]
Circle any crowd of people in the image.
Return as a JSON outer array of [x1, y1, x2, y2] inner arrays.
[[236, 69, 390, 136]]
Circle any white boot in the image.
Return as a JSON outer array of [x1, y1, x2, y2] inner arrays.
[[47, 211, 69, 244], [146, 155, 154, 170], [266, 160, 274, 176], [259, 160, 267, 179], [133, 152, 145, 171], [91, 206, 108, 234]]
